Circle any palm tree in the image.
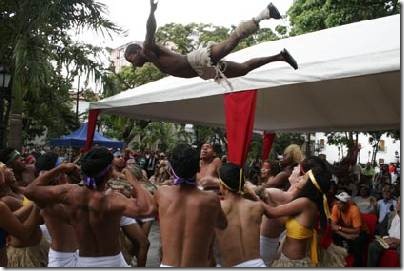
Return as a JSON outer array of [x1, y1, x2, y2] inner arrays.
[[1, 0, 120, 150]]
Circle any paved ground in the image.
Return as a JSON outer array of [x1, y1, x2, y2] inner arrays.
[[145, 222, 161, 267]]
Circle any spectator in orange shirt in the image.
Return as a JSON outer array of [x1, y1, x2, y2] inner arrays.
[[330, 192, 369, 267]]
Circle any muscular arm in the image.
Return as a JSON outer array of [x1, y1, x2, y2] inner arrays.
[[116, 169, 156, 218], [23, 164, 77, 207], [144, 0, 159, 51], [264, 171, 289, 188], [264, 184, 301, 205], [262, 197, 309, 218]]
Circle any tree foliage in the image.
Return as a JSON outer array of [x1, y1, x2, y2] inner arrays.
[[101, 20, 283, 152], [0, 0, 120, 146], [288, 0, 400, 36]]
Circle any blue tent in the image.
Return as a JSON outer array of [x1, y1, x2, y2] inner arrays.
[[49, 123, 124, 149]]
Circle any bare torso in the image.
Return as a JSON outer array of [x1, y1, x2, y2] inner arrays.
[[282, 200, 318, 260], [197, 158, 221, 189], [145, 45, 197, 78], [156, 185, 224, 267], [42, 204, 78, 252], [63, 185, 126, 257], [260, 216, 284, 238], [215, 196, 264, 267]]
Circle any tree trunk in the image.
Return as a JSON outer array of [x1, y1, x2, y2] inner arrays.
[[8, 113, 23, 151], [8, 79, 23, 151]]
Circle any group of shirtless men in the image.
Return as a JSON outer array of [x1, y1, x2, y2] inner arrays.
[[0, 140, 305, 267]]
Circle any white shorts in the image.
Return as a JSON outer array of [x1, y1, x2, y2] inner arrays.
[[186, 41, 224, 80], [260, 235, 279, 266], [234, 258, 266, 267], [40, 224, 52, 244], [138, 217, 155, 223], [160, 263, 174, 267], [76, 252, 130, 267], [120, 216, 137, 226], [48, 248, 78, 267]]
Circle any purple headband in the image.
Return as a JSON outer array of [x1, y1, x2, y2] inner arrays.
[[83, 164, 112, 189], [170, 166, 196, 185]]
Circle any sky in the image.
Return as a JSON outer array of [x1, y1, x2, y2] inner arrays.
[[78, 0, 294, 49]]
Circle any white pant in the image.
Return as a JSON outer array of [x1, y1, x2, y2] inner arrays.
[[76, 252, 129, 267], [48, 248, 78, 267], [260, 235, 279, 266], [234, 258, 266, 267]]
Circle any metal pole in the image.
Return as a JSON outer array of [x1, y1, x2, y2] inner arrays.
[[76, 75, 80, 123]]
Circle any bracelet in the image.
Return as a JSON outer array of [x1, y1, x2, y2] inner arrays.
[[339, 226, 342, 231]]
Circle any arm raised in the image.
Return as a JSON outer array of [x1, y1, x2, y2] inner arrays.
[[23, 163, 78, 207], [144, 0, 159, 51]]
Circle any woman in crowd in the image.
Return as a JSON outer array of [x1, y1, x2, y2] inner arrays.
[[263, 156, 336, 267]]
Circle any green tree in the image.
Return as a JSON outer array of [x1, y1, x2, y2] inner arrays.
[[288, 0, 400, 36], [100, 21, 283, 152], [0, 0, 120, 150]]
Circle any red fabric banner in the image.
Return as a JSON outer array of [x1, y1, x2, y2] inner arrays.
[[224, 90, 257, 166], [261, 132, 276, 161], [81, 109, 100, 153]]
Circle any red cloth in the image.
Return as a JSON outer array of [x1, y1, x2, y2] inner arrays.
[[224, 90, 257, 166], [261, 132, 275, 161], [81, 109, 100, 153], [379, 249, 400, 267], [361, 213, 377, 236]]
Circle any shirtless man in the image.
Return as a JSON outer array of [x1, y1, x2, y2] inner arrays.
[[125, 0, 298, 84], [215, 162, 279, 267], [23, 147, 156, 267], [197, 143, 222, 190], [155, 143, 227, 267]]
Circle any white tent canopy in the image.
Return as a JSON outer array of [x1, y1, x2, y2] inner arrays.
[[91, 15, 400, 132]]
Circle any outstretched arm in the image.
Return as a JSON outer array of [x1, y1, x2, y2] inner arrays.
[[144, 0, 159, 51], [261, 197, 309, 218]]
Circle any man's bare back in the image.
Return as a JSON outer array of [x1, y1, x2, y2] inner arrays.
[[24, 149, 155, 262], [41, 204, 77, 252], [216, 192, 267, 266], [156, 185, 226, 266]]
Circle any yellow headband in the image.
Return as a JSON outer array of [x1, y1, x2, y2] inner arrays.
[[306, 170, 331, 219]]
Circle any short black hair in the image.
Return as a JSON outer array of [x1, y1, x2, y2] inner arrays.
[[81, 147, 113, 177], [219, 163, 245, 193], [169, 144, 199, 180], [124, 43, 142, 60], [36, 152, 58, 171]]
